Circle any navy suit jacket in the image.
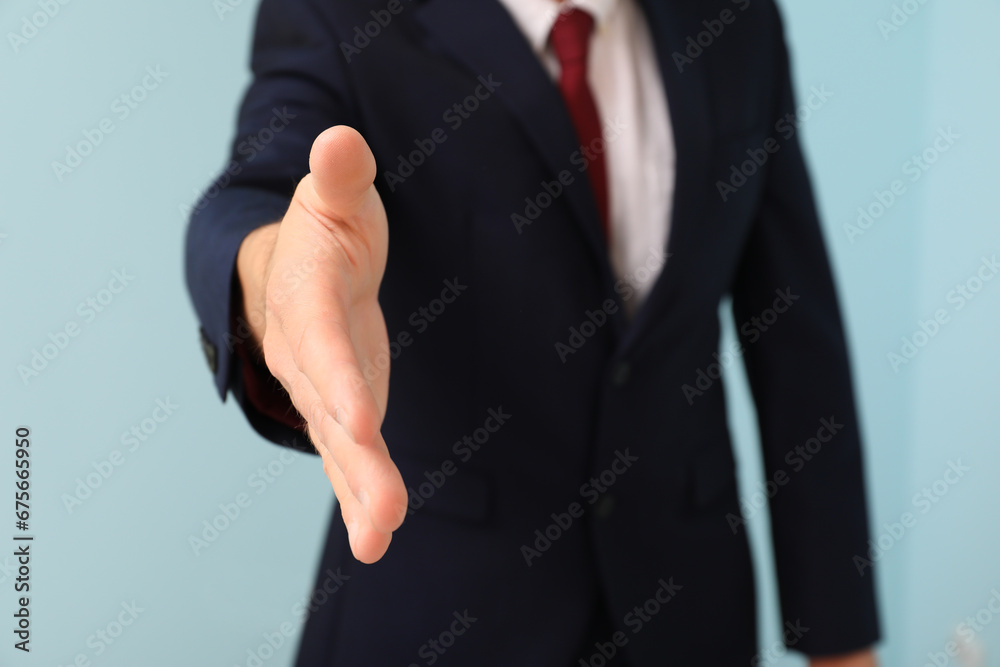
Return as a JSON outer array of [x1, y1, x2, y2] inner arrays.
[[185, 0, 881, 663]]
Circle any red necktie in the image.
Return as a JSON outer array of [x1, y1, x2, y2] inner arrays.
[[550, 7, 610, 240]]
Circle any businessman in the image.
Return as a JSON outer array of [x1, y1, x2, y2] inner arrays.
[[185, 0, 881, 664]]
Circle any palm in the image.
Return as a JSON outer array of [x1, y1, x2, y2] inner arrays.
[[259, 126, 406, 563]]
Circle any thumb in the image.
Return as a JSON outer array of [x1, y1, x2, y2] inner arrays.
[[306, 125, 379, 222]]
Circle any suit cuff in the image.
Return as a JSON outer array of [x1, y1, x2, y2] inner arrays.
[[185, 186, 291, 402]]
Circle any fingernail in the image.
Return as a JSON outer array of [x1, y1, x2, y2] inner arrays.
[[335, 406, 357, 442], [357, 489, 370, 510]]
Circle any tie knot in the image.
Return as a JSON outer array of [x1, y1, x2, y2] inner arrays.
[[549, 7, 595, 68]]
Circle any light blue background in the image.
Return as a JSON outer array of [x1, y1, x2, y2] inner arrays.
[[1, 0, 996, 665]]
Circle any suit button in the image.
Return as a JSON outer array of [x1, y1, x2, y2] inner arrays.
[[199, 327, 218, 374], [594, 493, 616, 518], [611, 362, 630, 386]]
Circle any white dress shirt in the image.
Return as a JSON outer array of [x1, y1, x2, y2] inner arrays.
[[497, 0, 676, 315]]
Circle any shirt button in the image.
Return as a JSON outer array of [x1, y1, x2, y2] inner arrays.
[[611, 362, 630, 386], [594, 493, 616, 519]]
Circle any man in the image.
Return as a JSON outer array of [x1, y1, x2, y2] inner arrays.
[[185, 0, 881, 664]]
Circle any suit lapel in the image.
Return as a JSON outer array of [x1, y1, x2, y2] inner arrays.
[[411, 0, 715, 353], [618, 0, 715, 356], [412, 0, 619, 293]]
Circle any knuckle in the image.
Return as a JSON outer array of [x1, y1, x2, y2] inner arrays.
[[305, 399, 327, 430]]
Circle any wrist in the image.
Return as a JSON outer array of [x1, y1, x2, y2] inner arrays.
[[236, 222, 280, 347]]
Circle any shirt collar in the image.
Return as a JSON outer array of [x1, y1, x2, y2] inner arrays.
[[498, 0, 618, 57]]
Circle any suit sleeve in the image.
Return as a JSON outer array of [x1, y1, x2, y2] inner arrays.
[[729, 6, 881, 657], [183, 0, 357, 452]]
